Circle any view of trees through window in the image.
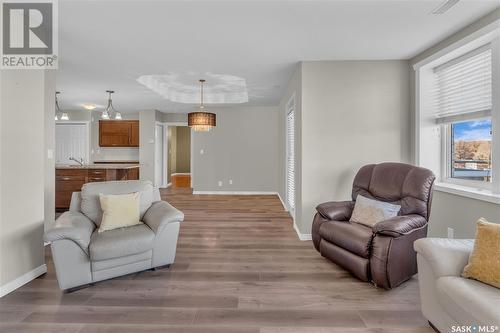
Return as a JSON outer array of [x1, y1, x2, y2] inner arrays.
[[451, 119, 492, 182]]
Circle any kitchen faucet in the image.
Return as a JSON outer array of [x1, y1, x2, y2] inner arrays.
[[69, 157, 84, 166]]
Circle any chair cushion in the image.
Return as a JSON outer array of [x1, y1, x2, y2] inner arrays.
[[81, 180, 154, 226], [319, 221, 373, 258], [462, 218, 500, 288], [89, 224, 155, 261], [98, 192, 142, 233], [350, 194, 401, 227], [436, 276, 500, 326]]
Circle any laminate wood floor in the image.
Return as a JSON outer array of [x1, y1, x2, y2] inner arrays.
[[0, 188, 433, 333]]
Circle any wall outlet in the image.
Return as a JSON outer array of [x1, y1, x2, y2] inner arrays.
[[47, 149, 53, 159], [218, 181, 222, 187], [229, 179, 233, 185], [447, 227, 454, 239]]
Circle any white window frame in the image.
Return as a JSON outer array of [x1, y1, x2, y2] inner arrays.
[[441, 120, 493, 191], [414, 20, 500, 204]]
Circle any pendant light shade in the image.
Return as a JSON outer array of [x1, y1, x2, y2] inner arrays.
[[188, 79, 216, 132], [188, 112, 216, 132], [55, 91, 68, 121], [102, 90, 120, 120]]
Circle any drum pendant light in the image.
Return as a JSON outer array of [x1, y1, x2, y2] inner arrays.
[[188, 79, 216, 132]]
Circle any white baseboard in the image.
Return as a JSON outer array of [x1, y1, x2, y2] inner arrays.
[[276, 193, 287, 211], [0, 264, 47, 298], [192, 190, 280, 195], [294, 222, 312, 241]]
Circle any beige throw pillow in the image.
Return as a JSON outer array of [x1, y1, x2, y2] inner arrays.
[[350, 195, 401, 227], [462, 218, 500, 288], [98, 192, 142, 233]]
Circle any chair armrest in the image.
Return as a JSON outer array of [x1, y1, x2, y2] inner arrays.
[[316, 201, 354, 221], [414, 238, 474, 278], [373, 214, 427, 237], [44, 211, 95, 254], [143, 201, 184, 234]]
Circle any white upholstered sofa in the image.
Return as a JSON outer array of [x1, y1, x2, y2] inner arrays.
[[45, 180, 184, 291], [414, 238, 500, 332]]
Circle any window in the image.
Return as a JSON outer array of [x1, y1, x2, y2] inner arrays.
[[450, 119, 492, 183], [433, 45, 494, 187], [286, 96, 295, 212]]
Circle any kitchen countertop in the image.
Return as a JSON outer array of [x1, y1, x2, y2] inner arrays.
[[56, 164, 140, 170]]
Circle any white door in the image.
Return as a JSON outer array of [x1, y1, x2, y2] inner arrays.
[[154, 124, 164, 187], [55, 123, 89, 164]]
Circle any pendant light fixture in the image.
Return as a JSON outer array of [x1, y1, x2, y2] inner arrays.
[[102, 90, 122, 120], [55, 91, 69, 121], [188, 79, 216, 132]]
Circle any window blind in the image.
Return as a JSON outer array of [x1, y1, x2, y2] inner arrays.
[[286, 107, 295, 210], [433, 45, 492, 124]]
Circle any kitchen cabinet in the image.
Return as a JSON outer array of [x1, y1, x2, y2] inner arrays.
[[55, 166, 140, 210], [99, 120, 139, 147]]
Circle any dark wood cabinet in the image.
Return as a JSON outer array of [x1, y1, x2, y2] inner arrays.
[[55, 169, 87, 209], [55, 167, 140, 210], [99, 120, 139, 147], [130, 121, 139, 147]]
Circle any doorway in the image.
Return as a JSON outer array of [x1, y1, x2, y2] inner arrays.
[[166, 125, 191, 188], [55, 122, 90, 164]]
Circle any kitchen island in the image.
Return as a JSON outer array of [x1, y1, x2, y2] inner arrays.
[[56, 163, 140, 210]]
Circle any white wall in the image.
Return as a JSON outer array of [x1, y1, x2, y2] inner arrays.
[[90, 112, 139, 162], [410, 8, 500, 238], [191, 106, 281, 192], [62, 110, 140, 162], [0, 70, 54, 295], [297, 60, 411, 235]]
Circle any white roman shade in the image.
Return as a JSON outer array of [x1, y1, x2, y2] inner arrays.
[[433, 45, 492, 124], [286, 101, 295, 210]]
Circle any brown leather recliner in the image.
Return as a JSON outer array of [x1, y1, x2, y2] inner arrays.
[[312, 162, 435, 289]]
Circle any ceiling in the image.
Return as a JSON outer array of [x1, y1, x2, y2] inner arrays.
[[57, 0, 500, 113]]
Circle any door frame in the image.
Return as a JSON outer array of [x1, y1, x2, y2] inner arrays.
[[55, 121, 91, 164], [155, 121, 168, 188], [162, 121, 192, 188]]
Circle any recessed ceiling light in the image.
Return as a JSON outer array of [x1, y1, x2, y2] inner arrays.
[[431, 0, 460, 15], [82, 103, 97, 110]]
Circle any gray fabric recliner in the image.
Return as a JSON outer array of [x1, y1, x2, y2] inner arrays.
[[45, 180, 184, 291]]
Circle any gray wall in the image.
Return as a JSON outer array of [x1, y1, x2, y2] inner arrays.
[[296, 61, 411, 235], [192, 106, 280, 192], [44, 72, 56, 231], [410, 8, 500, 238], [175, 126, 191, 173], [139, 110, 159, 183], [0, 70, 54, 291]]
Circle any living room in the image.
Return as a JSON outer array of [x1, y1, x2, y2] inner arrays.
[[0, 1, 499, 332]]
